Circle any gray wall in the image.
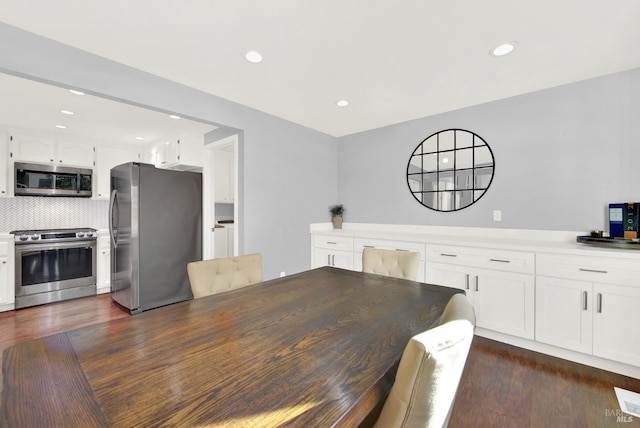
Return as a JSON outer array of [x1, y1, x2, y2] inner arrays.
[[0, 23, 338, 280], [337, 68, 640, 233]]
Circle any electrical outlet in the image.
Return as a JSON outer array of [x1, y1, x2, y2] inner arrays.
[[493, 210, 502, 222], [280, 271, 286, 277]]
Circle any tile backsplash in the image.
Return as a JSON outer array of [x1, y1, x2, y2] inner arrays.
[[0, 197, 109, 232]]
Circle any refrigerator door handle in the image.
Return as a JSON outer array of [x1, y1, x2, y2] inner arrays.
[[109, 189, 119, 248]]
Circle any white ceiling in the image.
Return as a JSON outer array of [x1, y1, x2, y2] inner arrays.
[[0, 73, 216, 147], [1, 0, 640, 137]]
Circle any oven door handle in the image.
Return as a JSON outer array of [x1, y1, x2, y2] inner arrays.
[[15, 240, 96, 253], [109, 189, 119, 249]]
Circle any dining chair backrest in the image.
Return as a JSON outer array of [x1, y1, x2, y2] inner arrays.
[[187, 253, 263, 298], [362, 247, 421, 281], [373, 293, 476, 428]]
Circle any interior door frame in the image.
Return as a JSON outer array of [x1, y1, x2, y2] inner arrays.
[[203, 134, 239, 259]]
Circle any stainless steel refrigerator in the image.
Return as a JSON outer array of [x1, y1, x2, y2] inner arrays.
[[109, 162, 202, 313]]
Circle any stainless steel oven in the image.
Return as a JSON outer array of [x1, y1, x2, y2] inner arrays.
[[12, 228, 97, 309]]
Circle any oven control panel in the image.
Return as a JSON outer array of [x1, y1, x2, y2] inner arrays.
[[11, 228, 97, 244]]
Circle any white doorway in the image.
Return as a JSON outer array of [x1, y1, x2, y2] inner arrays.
[[203, 134, 239, 260]]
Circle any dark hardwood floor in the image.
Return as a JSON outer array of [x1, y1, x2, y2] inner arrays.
[[1, 294, 639, 427]]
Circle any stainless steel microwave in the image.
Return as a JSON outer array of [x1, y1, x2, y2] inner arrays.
[[14, 162, 93, 197]]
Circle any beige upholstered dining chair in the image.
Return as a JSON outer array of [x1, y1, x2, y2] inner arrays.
[[373, 293, 476, 428], [362, 247, 421, 281], [187, 253, 263, 299]]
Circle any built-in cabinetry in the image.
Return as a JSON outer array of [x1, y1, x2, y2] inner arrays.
[[214, 150, 234, 203], [214, 224, 235, 258], [311, 235, 354, 269], [310, 224, 640, 378], [425, 245, 535, 339], [0, 132, 7, 196], [9, 134, 94, 167], [0, 236, 14, 311], [144, 134, 205, 171], [536, 253, 640, 367], [96, 231, 111, 294], [94, 146, 139, 199], [354, 238, 426, 282]]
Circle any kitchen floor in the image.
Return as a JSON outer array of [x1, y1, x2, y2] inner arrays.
[[1, 295, 639, 426]]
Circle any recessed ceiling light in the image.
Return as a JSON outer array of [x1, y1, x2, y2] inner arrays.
[[55, 125, 67, 129], [336, 100, 349, 107], [245, 50, 263, 63], [169, 114, 181, 120], [68, 89, 85, 95], [61, 110, 74, 115], [490, 42, 517, 57], [135, 137, 145, 141]]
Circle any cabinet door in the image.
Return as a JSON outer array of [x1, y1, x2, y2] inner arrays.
[[535, 276, 593, 354], [214, 227, 229, 258], [95, 146, 138, 199], [426, 262, 473, 304], [214, 151, 233, 203], [473, 269, 535, 339], [0, 255, 10, 304], [156, 139, 180, 168], [11, 134, 56, 163], [593, 283, 640, 367], [0, 132, 7, 196], [313, 248, 353, 270], [96, 236, 111, 293], [57, 141, 94, 167]]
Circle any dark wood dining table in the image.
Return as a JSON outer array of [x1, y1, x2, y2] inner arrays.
[[1, 267, 461, 427]]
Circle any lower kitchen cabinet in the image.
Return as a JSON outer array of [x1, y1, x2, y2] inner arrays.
[[536, 252, 640, 367], [0, 238, 14, 310], [535, 276, 593, 354], [536, 277, 640, 367], [592, 283, 640, 367], [96, 233, 111, 294], [427, 262, 535, 339], [311, 235, 354, 270]]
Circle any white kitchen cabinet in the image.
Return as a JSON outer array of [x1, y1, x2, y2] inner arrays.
[[536, 252, 640, 367], [10, 134, 94, 167], [56, 141, 95, 167], [426, 245, 535, 340], [353, 238, 426, 282], [0, 238, 14, 310], [96, 233, 111, 294], [214, 225, 235, 258], [535, 276, 592, 354], [0, 132, 7, 196], [94, 145, 139, 199], [214, 151, 234, 203], [312, 235, 354, 270], [10, 134, 55, 163], [147, 134, 204, 170], [592, 282, 640, 367], [155, 138, 180, 168]]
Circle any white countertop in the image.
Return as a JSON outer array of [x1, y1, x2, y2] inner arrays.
[[310, 223, 640, 260]]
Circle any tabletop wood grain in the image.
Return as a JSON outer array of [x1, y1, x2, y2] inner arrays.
[[1, 267, 461, 428]]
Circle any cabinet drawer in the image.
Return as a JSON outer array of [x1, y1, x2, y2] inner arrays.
[[425, 244, 534, 274], [313, 235, 353, 252], [0, 241, 8, 256], [354, 238, 425, 259], [537, 253, 640, 286]]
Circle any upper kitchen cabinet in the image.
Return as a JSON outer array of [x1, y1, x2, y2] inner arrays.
[[10, 134, 94, 168], [145, 133, 205, 171], [94, 145, 140, 199], [0, 132, 8, 196], [214, 150, 234, 203]]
